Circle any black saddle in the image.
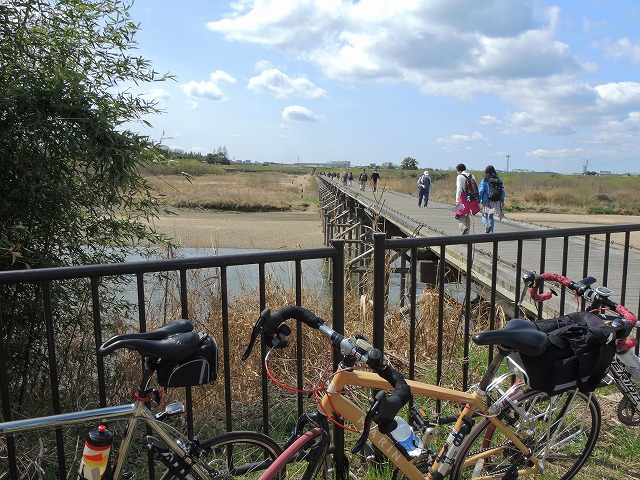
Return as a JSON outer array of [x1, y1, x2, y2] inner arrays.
[[98, 319, 200, 361], [472, 319, 549, 356]]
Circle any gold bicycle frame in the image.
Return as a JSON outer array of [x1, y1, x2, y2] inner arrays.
[[320, 369, 542, 480]]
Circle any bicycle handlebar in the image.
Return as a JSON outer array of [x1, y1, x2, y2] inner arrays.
[[242, 306, 412, 432], [523, 271, 638, 351]]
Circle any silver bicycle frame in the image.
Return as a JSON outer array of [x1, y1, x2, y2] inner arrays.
[[0, 400, 210, 479]]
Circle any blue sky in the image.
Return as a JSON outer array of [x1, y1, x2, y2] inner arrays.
[[127, 0, 640, 174]]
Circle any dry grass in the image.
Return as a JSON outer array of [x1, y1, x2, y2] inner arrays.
[[143, 163, 639, 215], [367, 170, 640, 215], [144, 172, 317, 212]]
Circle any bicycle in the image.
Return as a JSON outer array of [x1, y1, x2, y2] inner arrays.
[[520, 271, 640, 426], [0, 319, 282, 479], [240, 305, 633, 479]]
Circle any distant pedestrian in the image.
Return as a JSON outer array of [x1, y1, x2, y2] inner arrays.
[[478, 165, 505, 233], [454, 163, 480, 235], [347, 172, 354, 186], [371, 170, 380, 192], [359, 169, 368, 191], [417, 171, 431, 207], [342, 171, 348, 186]]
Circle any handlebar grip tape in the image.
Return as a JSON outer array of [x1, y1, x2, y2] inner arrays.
[[371, 363, 412, 430]]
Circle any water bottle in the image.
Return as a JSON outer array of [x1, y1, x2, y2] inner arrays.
[[617, 349, 640, 382], [78, 424, 112, 480], [389, 416, 422, 458]]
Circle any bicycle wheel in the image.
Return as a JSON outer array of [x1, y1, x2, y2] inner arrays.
[[616, 372, 640, 426], [163, 431, 284, 479], [258, 427, 332, 480], [450, 389, 601, 480]]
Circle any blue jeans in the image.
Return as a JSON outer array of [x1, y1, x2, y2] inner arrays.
[[418, 188, 430, 206], [482, 212, 494, 233]]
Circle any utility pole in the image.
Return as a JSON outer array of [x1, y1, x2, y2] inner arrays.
[[506, 154, 511, 172]]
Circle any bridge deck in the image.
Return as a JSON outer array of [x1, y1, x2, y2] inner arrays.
[[328, 180, 640, 317]]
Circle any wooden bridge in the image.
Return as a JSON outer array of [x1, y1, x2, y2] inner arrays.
[[317, 176, 640, 318]]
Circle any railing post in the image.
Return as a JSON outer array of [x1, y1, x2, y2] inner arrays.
[[330, 239, 347, 479], [373, 233, 386, 353]]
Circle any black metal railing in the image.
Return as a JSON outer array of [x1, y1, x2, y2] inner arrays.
[[372, 225, 640, 392], [1, 222, 639, 478], [0, 245, 344, 477]]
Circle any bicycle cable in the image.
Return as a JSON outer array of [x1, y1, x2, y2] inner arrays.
[[263, 341, 372, 434]]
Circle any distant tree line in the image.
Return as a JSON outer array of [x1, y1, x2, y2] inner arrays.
[[161, 145, 231, 164]]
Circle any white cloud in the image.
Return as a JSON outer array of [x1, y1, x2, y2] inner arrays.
[[144, 88, 171, 101], [582, 18, 610, 32], [595, 82, 640, 110], [590, 112, 640, 145], [182, 80, 227, 101], [182, 70, 235, 103], [210, 70, 237, 84], [527, 148, 584, 158], [204, 0, 638, 168], [248, 69, 327, 99], [282, 105, 322, 122], [207, 0, 583, 97], [601, 37, 640, 65], [255, 59, 274, 71], [435, 132, 488, 152], [477, 115, 502, 126]]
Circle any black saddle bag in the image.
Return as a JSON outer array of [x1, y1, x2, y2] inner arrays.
[[510, 312, 621, 396], [156, 333, 218, 388]]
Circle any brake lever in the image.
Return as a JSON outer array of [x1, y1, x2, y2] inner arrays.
[[241, 314, 266, 361]]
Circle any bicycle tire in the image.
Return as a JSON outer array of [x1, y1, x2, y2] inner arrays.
[[258, 427, 332, 480], [162, 430, 284, 479], [616, 372, 640, 426], [450, 389, 601, 480]]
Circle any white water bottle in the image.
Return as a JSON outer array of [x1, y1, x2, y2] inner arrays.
[[389, 416, 422, 457], [617, 350, 640, 382]]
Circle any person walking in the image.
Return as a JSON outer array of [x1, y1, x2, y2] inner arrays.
[[371, 169, 380, 192], [478, 165, 505, 233], [347, 171, 353, 186], [454, 163, 479, 235], [417, 171, 431, 207], [358, 169, 368, 191]]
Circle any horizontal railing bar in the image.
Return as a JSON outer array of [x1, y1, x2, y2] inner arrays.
[[384, 224, 640, 249], [0, 247, 337, 284]]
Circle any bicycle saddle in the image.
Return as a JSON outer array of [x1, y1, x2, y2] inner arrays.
[[472, 319, 549, 356], [98, 319, 200, 361]]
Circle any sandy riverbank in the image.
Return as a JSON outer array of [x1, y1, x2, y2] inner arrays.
[[149, 208, 326, 250], [150, 208, 640, 250]]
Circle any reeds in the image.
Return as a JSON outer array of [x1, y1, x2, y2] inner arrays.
[[143, 171, 318, 212]]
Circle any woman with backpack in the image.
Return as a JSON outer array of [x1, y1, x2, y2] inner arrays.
[[454, 163, 480, 235], [478, 165, 505, 233]]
